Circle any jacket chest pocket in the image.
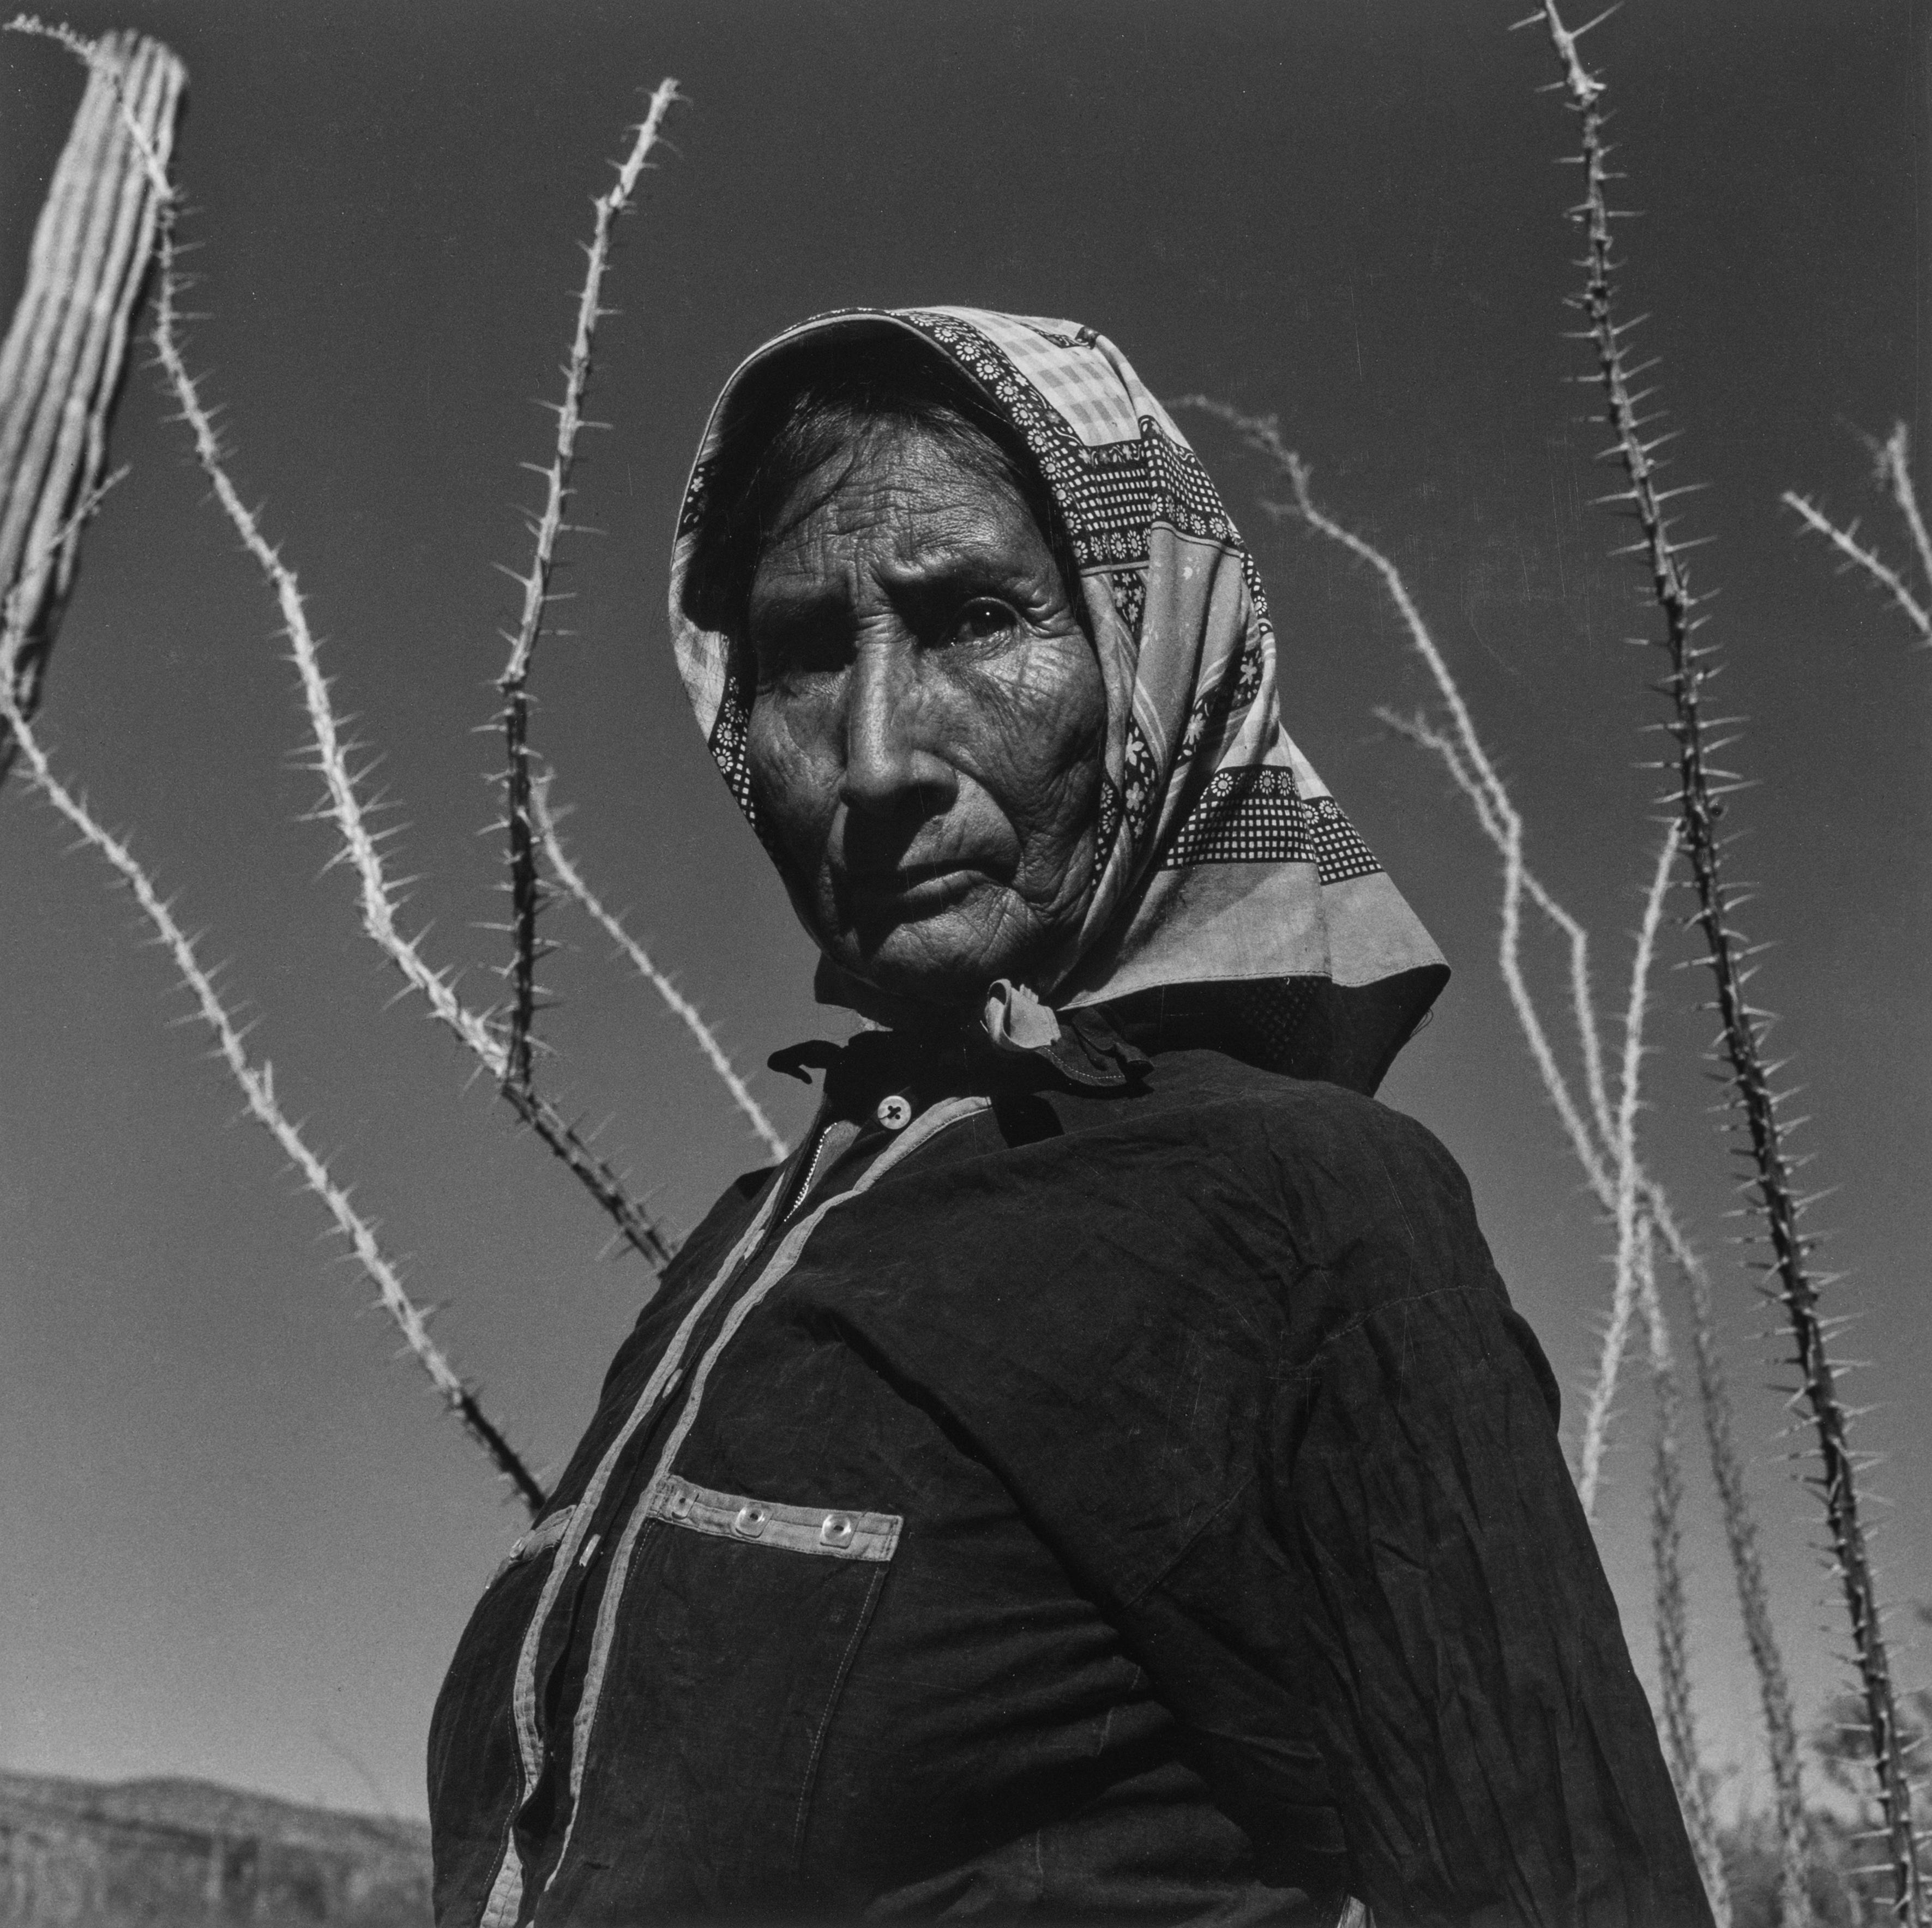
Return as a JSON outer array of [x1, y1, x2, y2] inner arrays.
[[547, 1475, 898, 1919]]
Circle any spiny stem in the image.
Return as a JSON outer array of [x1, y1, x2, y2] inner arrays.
[[34, 10, 678, 1268], [1579, 817, 1678, 1519], [496, 80, 681, 1098], [1398, 689, 1804, 1924], [1876, 423, 1932, 601], [0, 675, 545, 1514], [145, 211, 676, 1270], [1177, 398, 1705, 1496], [1642, 1170, 1806, 1896], [1782, 487, 1930, 640], [1640, 1229, 1733, 1926], [1178, 395, 1790, 1928], [532, 773, 789, 1164], [1376, 705, 1612, 1190], [1173, 400, 1621, 1219], [3, 19, 556, 1505], [1782, 421, 1932, 643], [502, 685, 542, 1096], [1540, 2, 1921, 1917]]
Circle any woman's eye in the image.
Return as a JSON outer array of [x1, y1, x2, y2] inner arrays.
[[753, 616, 847, 684], [947, 598, 1021, 647]]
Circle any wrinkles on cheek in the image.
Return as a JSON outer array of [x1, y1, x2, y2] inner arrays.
[[949, 644, 1104, 883], [746, 699, 839, 871]]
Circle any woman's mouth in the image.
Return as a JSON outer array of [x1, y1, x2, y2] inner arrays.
[[837, 861, 982, 914]]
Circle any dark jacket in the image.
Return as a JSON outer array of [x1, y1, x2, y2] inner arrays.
[[428, 1038, 1712, 1927]]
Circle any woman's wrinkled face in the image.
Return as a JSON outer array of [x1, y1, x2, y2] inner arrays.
[[743, 424, 1106, 1011]]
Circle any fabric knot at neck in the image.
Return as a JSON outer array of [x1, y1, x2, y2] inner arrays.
[[980, 979, 1149, 1090], [767, 984, 1148, 1120], [981, 979, 1062, 1055]]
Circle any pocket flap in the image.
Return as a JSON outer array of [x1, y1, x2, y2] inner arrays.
[[647, 1474, 900, 1562]]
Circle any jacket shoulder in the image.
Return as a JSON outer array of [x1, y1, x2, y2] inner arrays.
[[1139, 1049, 1470, 1208], [1127, 1051, 1505, 1345]]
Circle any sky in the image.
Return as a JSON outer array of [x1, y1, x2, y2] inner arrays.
[[1, 0, 1927, 1831]]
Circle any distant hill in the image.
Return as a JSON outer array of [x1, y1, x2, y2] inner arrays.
[[0, 1772, 430, 1926]]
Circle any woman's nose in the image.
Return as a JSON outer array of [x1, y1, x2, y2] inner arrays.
[[840, 638, 957, 817], [842, 637, 954, 811]]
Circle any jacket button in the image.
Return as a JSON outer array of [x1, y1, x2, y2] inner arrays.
[[820, 1513, 855, 1551], [876, 1094, 913, 1131], [733, 1503, 767, 1539]]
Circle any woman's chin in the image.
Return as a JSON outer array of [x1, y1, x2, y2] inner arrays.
[[826, 914, 1037, 1016]]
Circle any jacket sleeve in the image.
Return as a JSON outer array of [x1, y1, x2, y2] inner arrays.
[[1121, 1107, 1715, 1928]]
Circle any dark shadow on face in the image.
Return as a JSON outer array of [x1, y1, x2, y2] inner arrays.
[[742, 423, 1106, 1015]]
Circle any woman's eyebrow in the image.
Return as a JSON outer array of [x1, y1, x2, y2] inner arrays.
[[879, 543, 1039, 597], [748, 570, 851, 623], [747, 537, 1045, 631]]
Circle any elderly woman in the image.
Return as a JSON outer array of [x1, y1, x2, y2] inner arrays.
[[429, 311, 1710, 1927]]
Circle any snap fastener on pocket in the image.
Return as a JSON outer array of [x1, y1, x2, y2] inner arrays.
[[876, 1093, 912, 1131], [733, 1502, 767, 1539], [819, 1512, 855, 1551]]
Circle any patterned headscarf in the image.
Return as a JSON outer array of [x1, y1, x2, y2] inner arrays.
[[669, 308, 1446, 1092]]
